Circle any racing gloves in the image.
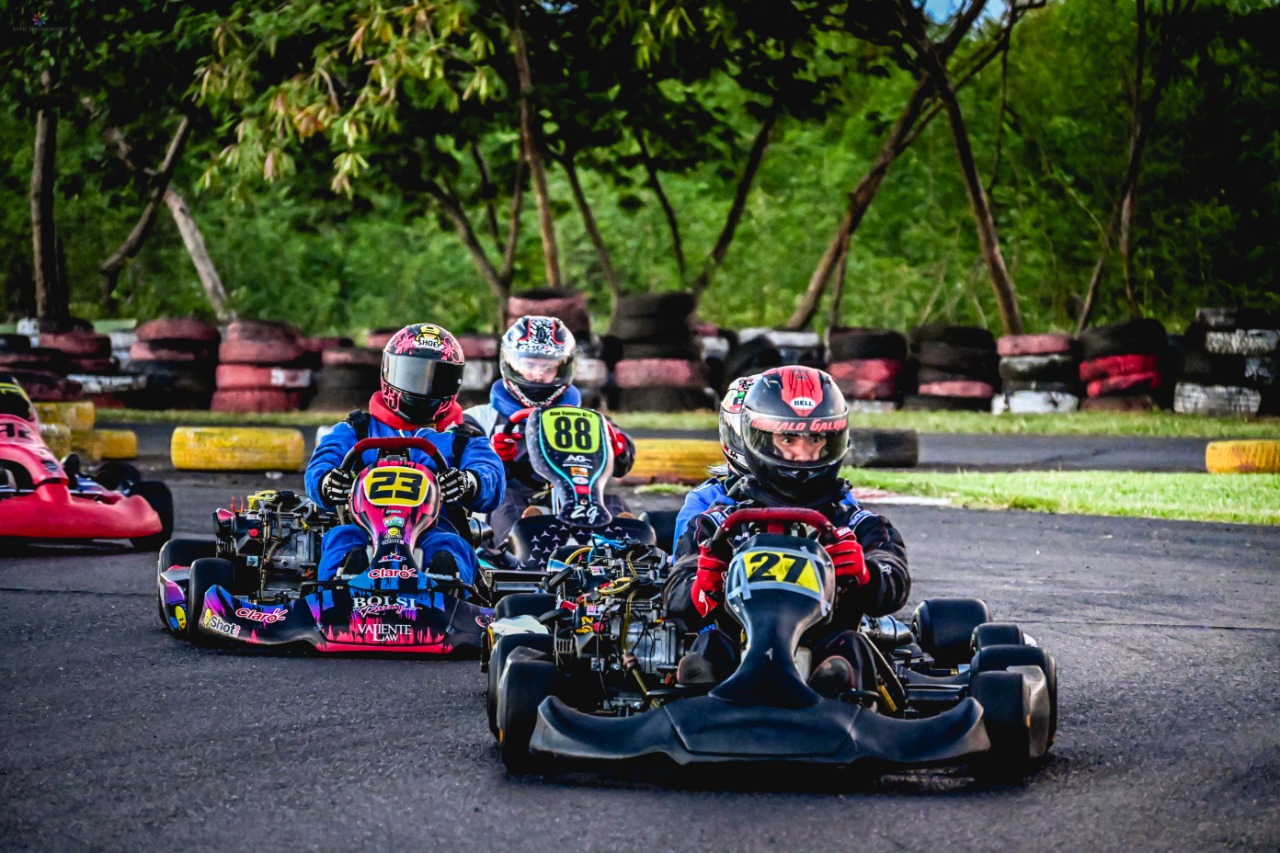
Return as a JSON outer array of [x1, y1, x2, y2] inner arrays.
[[437, 467, 479, 504], [319, 468, 355, 506], [825, 526, 869, 586], [491, 432, 520, 462], [691, 547, 729, 617]]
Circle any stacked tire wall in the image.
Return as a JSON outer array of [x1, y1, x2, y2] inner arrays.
[[129, 317, 220, 410], [1077, 319, 1167, 412], [1175, 308, 1279, 416], [213, 321, 311, 413], [993, 333, 1080, 414], [825, 327, 907, 412], [903, 324, 998, 412], [608, 293, 712, 411]]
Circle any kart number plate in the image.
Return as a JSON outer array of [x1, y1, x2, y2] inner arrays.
[[363, 466, 428, 507], [740, 550, 821, 594], [539, 408, 602, 454]]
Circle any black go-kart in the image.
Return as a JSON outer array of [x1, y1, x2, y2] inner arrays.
[[490, 507, 1057, 779]]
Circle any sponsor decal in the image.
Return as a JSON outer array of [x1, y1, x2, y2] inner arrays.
[[750, 416, 847, 433], [367, 566, 418, 580], [235, 606, 287, 624], [564, 455, 590, 464], [475, 614, 493, 628], [569, 466, 589, 477], [571, 476, 588, 485], [202, 611, 241, 638], [358, 623, 414, 642], [776, 366, 824, 416], [174, 605, 187, 631], [351, 594, 416, 617]]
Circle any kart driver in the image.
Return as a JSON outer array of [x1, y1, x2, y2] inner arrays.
[[664, 365, 910, 694], [463, 315, 635, 542], [668, 373, 761, 555], [306, 323, 505, 584]]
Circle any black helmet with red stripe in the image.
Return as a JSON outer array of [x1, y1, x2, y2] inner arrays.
[[740, 366, 849, 502]]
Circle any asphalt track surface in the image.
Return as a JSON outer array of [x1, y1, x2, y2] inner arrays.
[[2, 468, 1279, 852]]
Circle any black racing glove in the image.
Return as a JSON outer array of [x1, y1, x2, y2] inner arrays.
[[437, 468, 479, 504], [319, 468, 355, 506]]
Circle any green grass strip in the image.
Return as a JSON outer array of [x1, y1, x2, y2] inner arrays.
[[842, 469, 1280, 525]]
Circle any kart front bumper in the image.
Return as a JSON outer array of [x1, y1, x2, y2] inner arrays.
[[0, 484, 161, 540]]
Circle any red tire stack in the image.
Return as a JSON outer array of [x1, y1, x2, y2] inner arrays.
[[825, 328, 908, 412], [129, 317, 220, 409], [992, 333, 1080, 414], [608, 293, 712, 411], [1077, 318, 1168, 411], [0, 333, 82, 402], [308, 345, 381, 412], [903, 324, 999, 411], [212, 320, 311, 413], [613, 357, 711, 411]]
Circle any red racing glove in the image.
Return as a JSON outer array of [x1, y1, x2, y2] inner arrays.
[[491, 432, 520, 462], [825, 526, 869, 586], [605, 421, 629, 460], [691, 546, 728, 617]]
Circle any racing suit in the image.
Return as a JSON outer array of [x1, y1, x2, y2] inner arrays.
[[306, 393, 504, 583], [664, 477, 910, 679], [463, 381, 636, 542]]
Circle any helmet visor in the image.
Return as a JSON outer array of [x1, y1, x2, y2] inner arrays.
[[743, 413, 849, 469], [382, 353, 463, 399], [503, 350, 574, 391]]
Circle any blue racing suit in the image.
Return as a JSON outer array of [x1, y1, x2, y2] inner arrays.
[[672, 473, 734, 556], [305, 417, 505, 583]]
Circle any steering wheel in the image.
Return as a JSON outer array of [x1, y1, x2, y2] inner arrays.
[[499, 407, 537, 443], [339, 436, 449, 474], [707, 507, 838, 553]]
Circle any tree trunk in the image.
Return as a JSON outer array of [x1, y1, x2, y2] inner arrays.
[[902, 1, 1023, 335], [424, 180, 511, 327], [691, 109, 778, 299], [100, 116, 192, 308], [31, 69, 68, 326], [163, 189, 235, 322], [635, 131, 685, 280], [507, 1, 561, 288], [786, 77, 934, 329], [825, 226, 852, 331], [562, 155, 621, 303]]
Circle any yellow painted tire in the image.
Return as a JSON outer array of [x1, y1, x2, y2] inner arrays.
[[39, 422, 72, 458], [623, 439, 723, 484], [71, 428, 97, 456], [34, 400, 95, 432], [1205, 440, 1280, 474], [171, 427, 305, 471], [96, 429, 138, 460]]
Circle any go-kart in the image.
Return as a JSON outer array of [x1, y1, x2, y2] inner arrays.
[[157, 436, 493, 654], [0, 411, 172, 549], [492, 507, 1057, 778], [477, 404, 658, 598]]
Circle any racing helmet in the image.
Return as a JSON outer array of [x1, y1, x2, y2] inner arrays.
[[718, 373, 761, 476], [0, 374, 36, 422], [380, 324, 465, 424], [740, 366, 850, 502], [500, 315, 576, 407]]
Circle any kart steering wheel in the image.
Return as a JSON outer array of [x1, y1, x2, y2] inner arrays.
[[339, 436, 449, 474], [499, 407, 537, 443], [707, 507, 838, 553]]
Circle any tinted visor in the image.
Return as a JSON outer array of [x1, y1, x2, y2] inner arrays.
[[743, 414, 849, 469], [382, 353, 464, 399], [503, 351, 574, 390]]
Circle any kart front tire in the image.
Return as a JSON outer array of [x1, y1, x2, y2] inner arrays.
[[494, 593, 558, 622], [488, 633, 553, 739], [971, 643, 1058, 746], [970, 670, 1036, 781], [972, 622, 1025, 651], [93, 461, 142, 491], [128, 480, 175, 552], [186, 558, 234, 646], [913, 598, 991, 667], [498, 659, 556, 772], [155, 536, 217, 631]]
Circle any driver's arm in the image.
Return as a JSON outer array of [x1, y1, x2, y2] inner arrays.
[[604, 417, 635, 478], [305, 422, 358, 509], [455, 429, 506, 513]]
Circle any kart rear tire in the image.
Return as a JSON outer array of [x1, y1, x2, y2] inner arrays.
[[971, 643, 1058, 745], [488, 633, 553, 738], [156, 536, 217, 631], [970, 670, 1033, 780], [499, 658, 556, 772], [912, 598, 991, 667], [186, 558, 235, 646], [494, 592, 558, 622], [128, 480, 174, 552], [972, 622, 1024, 651]]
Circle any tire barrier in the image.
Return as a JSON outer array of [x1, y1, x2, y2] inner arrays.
[[171, 426, 305, 471], [215, 321, 310, 412], [4, 368, 82, 403], [95, 429, 138, 460], [129, 317, 219, 410], [991, 391, 1080, 415], [996, 333, 1074, 358], [606, 292, 698, 372], [846, 429, 919, 468], [907, 324, 998, 411], [827, 327, 908, 362], [614, 358, 708, 389], [827, 358, 902, 401], [508, 289, 593, 341], [1077, 318, 1167, 408], [613, 386, 714, 412], [35, 400, 96, 455], [621, 439, 724, 483], [1205, 440, 1280, 474], [1174, 308, 1278, 416], [308, 346, 381, 412], [39, 422, 72, 458]]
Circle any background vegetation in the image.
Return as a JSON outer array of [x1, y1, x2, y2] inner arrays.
[[2, 0, 1276, 337]]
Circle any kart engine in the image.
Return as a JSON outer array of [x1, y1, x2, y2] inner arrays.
[[551, 540, 681, 684], [214, 490, 335, 588]]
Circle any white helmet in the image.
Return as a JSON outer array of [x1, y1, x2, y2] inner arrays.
[[500, 315, 577, 407], [718, 373, 761, 475]]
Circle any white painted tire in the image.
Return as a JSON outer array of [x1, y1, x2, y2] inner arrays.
[[992, 391, 1081, 415]]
